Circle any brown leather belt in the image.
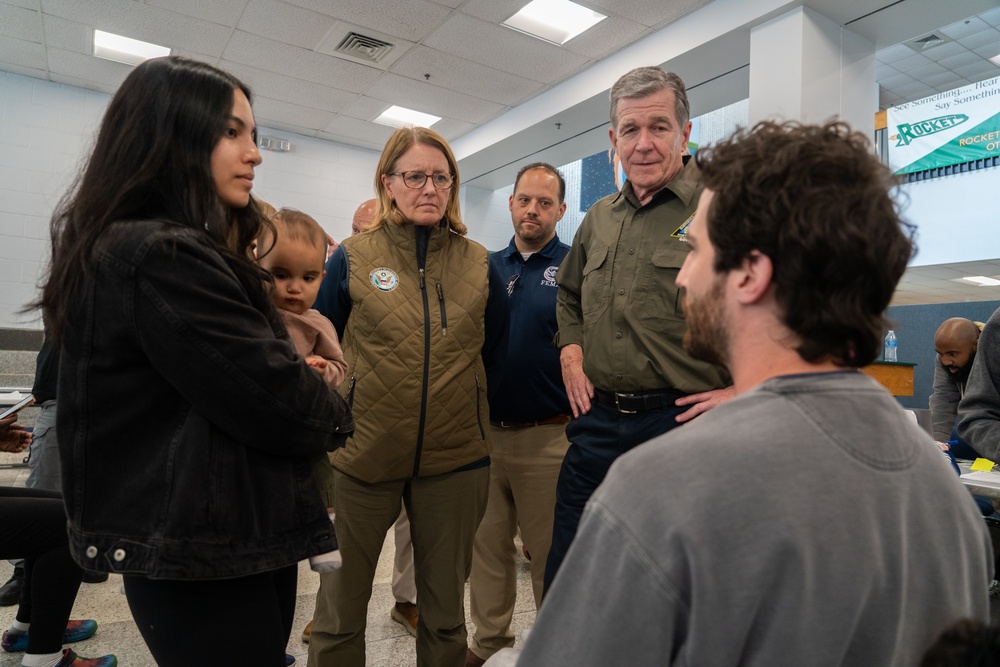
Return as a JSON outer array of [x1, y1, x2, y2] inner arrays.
[[490, 414, 571, 429], [593, 388, 686, 414]]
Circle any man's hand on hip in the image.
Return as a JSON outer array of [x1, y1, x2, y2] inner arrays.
[[560, 344, 594, 418]]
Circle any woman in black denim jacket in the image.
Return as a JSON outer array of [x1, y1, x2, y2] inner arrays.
[[35, 57, 353, 666]]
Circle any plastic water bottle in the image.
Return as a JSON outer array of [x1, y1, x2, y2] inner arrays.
[[884, 329, 898, 362]]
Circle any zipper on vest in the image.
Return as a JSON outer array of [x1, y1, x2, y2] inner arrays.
[[435, 282, 447, 337], [474, 371, 486, 440], [346, 375, 356, 409], [413, 266, 431, 478]]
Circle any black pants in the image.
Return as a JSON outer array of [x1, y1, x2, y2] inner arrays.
[[0, 486, 83, 654], [123, 564, 297, 666]]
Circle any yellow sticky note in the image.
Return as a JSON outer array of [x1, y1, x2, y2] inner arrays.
[[971, 458, 996, 472]]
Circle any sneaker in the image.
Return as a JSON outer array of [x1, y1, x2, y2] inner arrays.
[[2, 619, 98, 652], [57, 648, 118, 667], [990, 580, 1000, 598], [0, 565, 24, 607], [301, 620, 312, 643], [285, 653, 295, 665], [390, 602, 418, 637]]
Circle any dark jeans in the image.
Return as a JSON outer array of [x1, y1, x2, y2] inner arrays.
[[124, 564, 297, 666], [0, 486, 83, 654], [543, 399, 687, 596]]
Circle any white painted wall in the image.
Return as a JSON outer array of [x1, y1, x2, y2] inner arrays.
[[899, 167, 1000, 266]]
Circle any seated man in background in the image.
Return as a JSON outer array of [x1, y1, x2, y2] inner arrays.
[[931, 317, 981, 458], [960, 308, 1000, 462], [511, 121, 992, 666]]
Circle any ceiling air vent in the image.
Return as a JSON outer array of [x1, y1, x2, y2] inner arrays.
[[907, 33, 952, 52], [315, 22, 414, 70], [337, 32, 394, 64]]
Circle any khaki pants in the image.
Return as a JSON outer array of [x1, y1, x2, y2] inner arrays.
[[308, 466, 489, 667], [469, 423, 570, 659]]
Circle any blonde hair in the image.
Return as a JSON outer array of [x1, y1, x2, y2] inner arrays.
[[371, 127, 466, 235]]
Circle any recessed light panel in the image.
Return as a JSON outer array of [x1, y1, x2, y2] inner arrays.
[[503, 0, 607, 45], [961, 275, 1000, 286], [93, 30, 171, 66], [373, 105, 441, 129]]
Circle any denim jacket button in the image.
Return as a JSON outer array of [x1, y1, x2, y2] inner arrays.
[[113, 548, 126, 562], [85, 546, 98, 558]]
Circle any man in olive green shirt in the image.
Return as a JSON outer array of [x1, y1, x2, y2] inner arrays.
[[544, 66, 733, 594]]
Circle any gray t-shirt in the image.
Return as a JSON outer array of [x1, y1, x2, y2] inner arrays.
[[519, 371, 991, 666]]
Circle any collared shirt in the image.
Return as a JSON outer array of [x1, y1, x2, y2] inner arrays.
[[555, 157, 728, 393], [488, 234, 571, 422]]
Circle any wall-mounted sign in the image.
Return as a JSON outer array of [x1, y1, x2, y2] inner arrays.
[[887, 75, 1000, 175]]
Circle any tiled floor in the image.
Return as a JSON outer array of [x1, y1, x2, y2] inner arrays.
[[0, 450, 538, 666]]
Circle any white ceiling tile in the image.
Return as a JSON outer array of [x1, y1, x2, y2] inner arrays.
[[340, 95, 392, 121], [876, 43, 915, 63], [892, 80, 937, 99], [45, 47, 130, 90], [40, 0, 235, 58], [974, 42, 1000, 59], [938, 50, 983, 70], [321, 115, 394, 146], [892, 52, 934, 71], [221, 61, 360, 114], [424, 13, 588, 82], [221, 30, 383, 92], [980, 7, 1000, 27], [459, 0, 525, 24], [939, 16, 992, 40], [0, 4, 42, 42], [237, 0, 336, 50], [2, 63, 47, 81], [563, 16, 649, 60], [40, 15, 92, 56], [145, 0, 249, 27], [879, 72, 916, 88], [907, 62, 949, 79], [957, 27, 1000, 51], [426, 0, 463, 7], [953, 60, 1000, 80], [389, 45, 544, 105], [585, 0, 711, 29], [365, 72, 505, 124], [875, 62, 899, 78], [922, 71, 965, 89], [251, 95, 337, 131], [0, 35, 45, 70], [431, 117, 476, 142], [4, 0, 37, 8], [285, 0, 453, 42]]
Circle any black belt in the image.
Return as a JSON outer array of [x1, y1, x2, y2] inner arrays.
[[490, 414, 571, 429], [593, 388, 687, 414]]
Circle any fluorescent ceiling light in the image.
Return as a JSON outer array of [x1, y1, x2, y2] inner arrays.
[[503, 0, 607, 45], [373, 105, 441, 128], [990, 53, 1000, 67], [93, 30, 171, 66], [961, 275, 1000, 286]]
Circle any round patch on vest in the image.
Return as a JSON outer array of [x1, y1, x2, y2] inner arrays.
[[370, 267, 399, 291]]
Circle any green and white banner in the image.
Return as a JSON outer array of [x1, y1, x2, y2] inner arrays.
[[887, 75, 1000, 175]]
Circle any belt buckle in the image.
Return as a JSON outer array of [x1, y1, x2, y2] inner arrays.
[[614, 392, 637, 415]]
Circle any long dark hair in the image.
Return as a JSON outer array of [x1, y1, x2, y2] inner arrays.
[[38, 56, 275, 343]]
